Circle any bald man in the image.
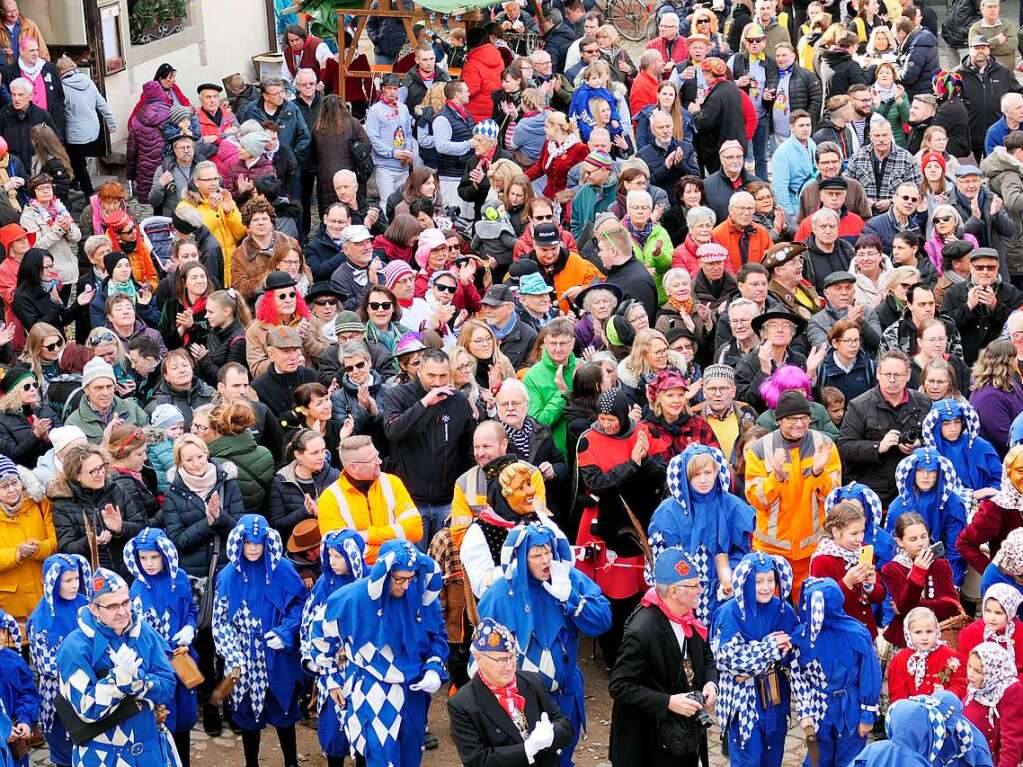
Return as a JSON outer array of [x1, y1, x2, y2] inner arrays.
[[986, 91, 1023, 154]]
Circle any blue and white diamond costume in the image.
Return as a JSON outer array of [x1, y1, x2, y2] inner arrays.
[[648, 445, 755, 623], [476, 522, 611, 767], [56, 568, 179, 767], [0, 609, 38, 767], [123, 529, 198, 736], [850, 697, 947, 767], [313, 539, 447, 767], [28, 555, 92, 767], [712, 552, 798, 767], [791, 577, 882, 767], [301, 529, 367, 761], [212, 514, 307, 731]]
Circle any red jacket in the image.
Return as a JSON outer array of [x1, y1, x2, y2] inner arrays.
[[646, 36, 689, 67], [809, 552, 885, 637], [957, 499, 1023, 575], [958, 618, 1023, 677], [197, 107, 238, 146], [888, 645, 967, 702], [740, 90, 757, 141], [965, 680, 1023, 767], [461, 44, 505, 123], [794, 211, 865, 241], [525, 140, 589, 198], [879, 557, 961, 647], [629, 69, 661, 118]]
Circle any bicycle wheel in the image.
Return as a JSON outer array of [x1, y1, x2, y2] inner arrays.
[[606, 0, 649, 41]]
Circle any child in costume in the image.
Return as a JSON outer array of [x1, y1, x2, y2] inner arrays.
[[922, 399, 1001, 503], [880, 511, 961, 648], [824, 482, 895, 569], [212, 514, 307, 767], [929, 690, 995, 767], [0, 610, 38, 767], [27, 554, 92, 767], [712, 553, 799, 767], [886, 447, 968, 584], [477, 522, 611, 767], [123, 528, 199, 766], [809, 501, 885, 637], [301, 529, 367, 767], [963, 642, 1023, 767], [850, 697, 947, 767], [567, 61, 626, 143], [791, 577, 882, 767], [958, 583, 1023, 677], [980, 527, 1023, 600], [649, 445, 755, 623], [312, 539, 447, 767], [887, 606, 966, 701]]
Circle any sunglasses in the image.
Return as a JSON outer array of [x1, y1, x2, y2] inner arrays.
[[276, 291, 296, 300], [899, 194, 920, 203], [435, 283, 457, 294], [311, 298, 338, 307], [973, 264, 998, 271], [746, 36, 765, 42], [42, 339, 64, 352], [21, 380, 38, 392], [88, 332, 116, 346], [368, 301, 393, 311], [532, 214, 554, 221], [344, 360, 368, 372], [934, 215, 954, 223]]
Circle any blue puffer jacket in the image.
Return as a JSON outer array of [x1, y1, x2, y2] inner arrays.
[[898, 27, 940, 96], [511, 111, 547, 162], [147, 435, 174, 494], [240, 99, 311, 166]]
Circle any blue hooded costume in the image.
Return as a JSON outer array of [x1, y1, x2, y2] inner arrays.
[[886, 448, 968, 585], [212, 514, 307, 731], [850, 697, 945, 767], [927, 691, 995, 767], [712, 553, 799, 767], [123, 529, 198, 735], [56, 568, 179, 767], [791, 577, 882, 767], [27, 554, 92, 767], [648, 445, 755, 623], [313, 539, 447, 767], [922, 399, 1001, 498], [0, 611, 37, 767], [300, 529, 367, 760], [476, 522, 611, 767]]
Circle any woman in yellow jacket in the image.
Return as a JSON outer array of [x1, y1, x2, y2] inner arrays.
[[744, 391, 842, 602], [0, 458, 56, 628], [176, 160, 247, 286]]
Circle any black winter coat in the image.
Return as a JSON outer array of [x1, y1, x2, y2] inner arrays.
[[109, 468, 161, 528], [403, 66, 450, 116], [735, 346, 808, 411], [897, 27, 940, 97], [786, 65, 824, 130], [11, 282, 73, 338], [605, 257, 659, 324], [609, 605, 718, 767], [305, 223, 346, 282], [496, 316, 538, 371], [543, 22, 577, 73], [934, 99, 973, 158], [941, 278, 1023, 365], [251, 364, 319, 419], [448, 672, 575, 767], [837, 386, 931, 504], [318, 339, 397, 383], [50, 477, 145, 578], [957, 57, 1023, 154], [693, 79, 746, 174], [194, 321, 247, 385], [0, 62, 65, 138], [0, 403, 57, 467], [266, 461, 340, 541], [819, 49, 867, 106], [162, 463, 243, 577], [144, 378, 215, 430], [0, 103, 56, 170], [703, 168, 762, 223]]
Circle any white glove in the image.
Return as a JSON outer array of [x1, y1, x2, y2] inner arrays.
[[409, 669, 442, 695], [109, 645, 142, 688], [523, 712, 555, 760], [172, 626, 195, 647], [264, 631, 285, 650], [541, 560, 573, 603]]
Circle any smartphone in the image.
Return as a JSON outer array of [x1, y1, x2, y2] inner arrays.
[[858, 544, 874, 566], [929, 540, 946, 558]]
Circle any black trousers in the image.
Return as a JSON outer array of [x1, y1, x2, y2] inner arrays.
[[66, 143, 95, 197]]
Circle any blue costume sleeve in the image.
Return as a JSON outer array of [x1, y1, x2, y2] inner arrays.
[[941, 495, 967, 584], [715, 634, 785, 676], [855, 648, 882, 727], [58, 642, 130, 723], [3, 653, 39, 726], [725, 496, 756, 565], [308, 602, 346, 694], [212, 595, 245, 673], [269, 587, 307, 651], [563, 570, 613, 638]]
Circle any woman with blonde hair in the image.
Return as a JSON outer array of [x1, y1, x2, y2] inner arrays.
[[457, 318, 516, 391], [525, 110, 587, 199], [861, 24, 897, 66], [207, 399, 276, 514], [595, 24, 636, 84], [20, 322, 89, 394], [486, 158, 523, 209], [635, 81, 685, 149], [617, 328, 685, 408], [918, 356, 964, 404], [691, 8, 729, 57], [970, 340, 1023, 455], [449, 345, 495, 420], [414, 82, 448, 172]]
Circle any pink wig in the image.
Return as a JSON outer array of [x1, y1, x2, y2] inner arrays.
[[759, 364, 813, 409], [255, 289, 311, 324]]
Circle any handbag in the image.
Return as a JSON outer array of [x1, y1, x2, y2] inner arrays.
[[656, 712, 704, 756], [349, 137, 374, 184], [195, 534, 221, 631], [170, 647, 205, 690], [209, 674, 236, 706], [55, 693, 141, 747]]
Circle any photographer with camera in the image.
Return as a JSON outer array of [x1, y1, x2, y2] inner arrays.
[[609, 547, 718, 767], [839, 350, 931, 505]]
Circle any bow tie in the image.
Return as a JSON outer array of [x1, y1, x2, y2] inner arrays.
[[750, 53, 766, 63]]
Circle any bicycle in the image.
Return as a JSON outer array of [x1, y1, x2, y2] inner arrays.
[[601, 0, 650, 41]]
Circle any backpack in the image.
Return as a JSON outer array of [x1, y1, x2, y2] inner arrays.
[[349, 137, 374, 184]]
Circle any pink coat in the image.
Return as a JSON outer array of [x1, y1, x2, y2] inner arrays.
[[126, 81, 170, 202]]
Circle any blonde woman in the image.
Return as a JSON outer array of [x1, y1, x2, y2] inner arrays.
[[511, 88, 549, 166], [595, 24, 636, 85], [617, 327, 686, 407], [414, 82, 449, 178], [486, 159, 523, 208], [457, 318, 516, 392], [525, 111, 588, 199], [691, 7, 730, 57], [449, 345, 494, 419]]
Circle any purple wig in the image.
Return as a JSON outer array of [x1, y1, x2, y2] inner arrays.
[[759, 365, 814, 409]]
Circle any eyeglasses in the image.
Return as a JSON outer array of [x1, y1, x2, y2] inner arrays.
[[391, 572, 417, 585], [196, 176, 221, 183], [747, 36, 765, 42], [879, 371, 907, 379], [42, 339, 64, 352], [973, 264, 998, 271], [934, 215, 955, 223], [368, 301, 393, 311], [899, 194, 920, 203], [312, 298, 338, 307], [96, 598, 131, 612], [480, 652, 518, 666], [192, 423, 209, 433], [276, 291, 297, 299], [0, 478, 20, 490], [344, 360, 368, 373], [85, 462, 109, 477], [838, 336, 860, 344], [435, 283, 457, 294]]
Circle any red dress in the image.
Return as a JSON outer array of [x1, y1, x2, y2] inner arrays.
[[809, 552, 885, 637], [880, 557, 961, 647], [957, 499, 1023, 575], [964, 680, 1023, 767], [958, 618, 1023, 677], [887, 645, 967, 702], [525, 140, 589, 199]]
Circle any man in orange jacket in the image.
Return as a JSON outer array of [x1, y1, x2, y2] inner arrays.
[[712, 191, 773, 274]]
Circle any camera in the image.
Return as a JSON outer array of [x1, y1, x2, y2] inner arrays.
[[687, 692, 713, 728], [899, 428, 920, 445]]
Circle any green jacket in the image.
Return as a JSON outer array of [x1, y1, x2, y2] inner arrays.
[[523, 349, 578, 458], [632, 224, 674, 304], [873, 94, 911, 148], [570, 176, 617, 244], [208, 431, 276, 515], [65, 395, 148, 443]]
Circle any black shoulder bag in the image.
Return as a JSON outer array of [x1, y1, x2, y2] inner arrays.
[[55, 689, 142, 746]]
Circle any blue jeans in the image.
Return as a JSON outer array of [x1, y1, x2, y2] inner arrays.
[[416, 503, 451, 552], [751, 116, 770, 181]]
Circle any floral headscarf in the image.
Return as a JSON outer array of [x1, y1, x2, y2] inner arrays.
[[966, 642, 1017, 724]]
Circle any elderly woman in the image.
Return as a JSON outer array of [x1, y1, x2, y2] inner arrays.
[[90, 251, 160, 331], [0, 455, 56, 624], [525, 111, 588, 200], [245, 271, 327, 377], [0, 365, 55, 467], [573, 283, 621, 354], [231, 196, 301, 304], [617, 328, 685, 409], [923, 204, 978, 276], [449, 346, 493, 421], [748, 181, 795, 243], [49, 443, 146, 578], [329, 343, 385, 440], [671, 205, 716, 276], [660, 175, 705, 247], [20, 173, 81, 285], [622, 189, 673, 303], [734, 309, 827, 411], [144, 349, 215, 429], [655, 267, 713, 344], [267, 428, 340, 542]]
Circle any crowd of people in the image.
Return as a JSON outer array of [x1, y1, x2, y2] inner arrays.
[[0, 0, 1021, 766]]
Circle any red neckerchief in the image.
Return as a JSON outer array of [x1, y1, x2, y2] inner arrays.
[[480, 669, 526, 721], [478, 146, 497, 174], [446, 99, 469, 120], [640, 586, 708, 639], [183, 295, 207, 345], [478, 508, 517, 529]]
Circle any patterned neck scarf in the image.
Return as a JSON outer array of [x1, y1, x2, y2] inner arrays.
[[904, 617, 947, 688], [624, 216, 654, 248], [504, 418, 534, 458], [479, 667, 527, 734], [811, 536, 861, 568], [966, 642, 1017, 724]]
